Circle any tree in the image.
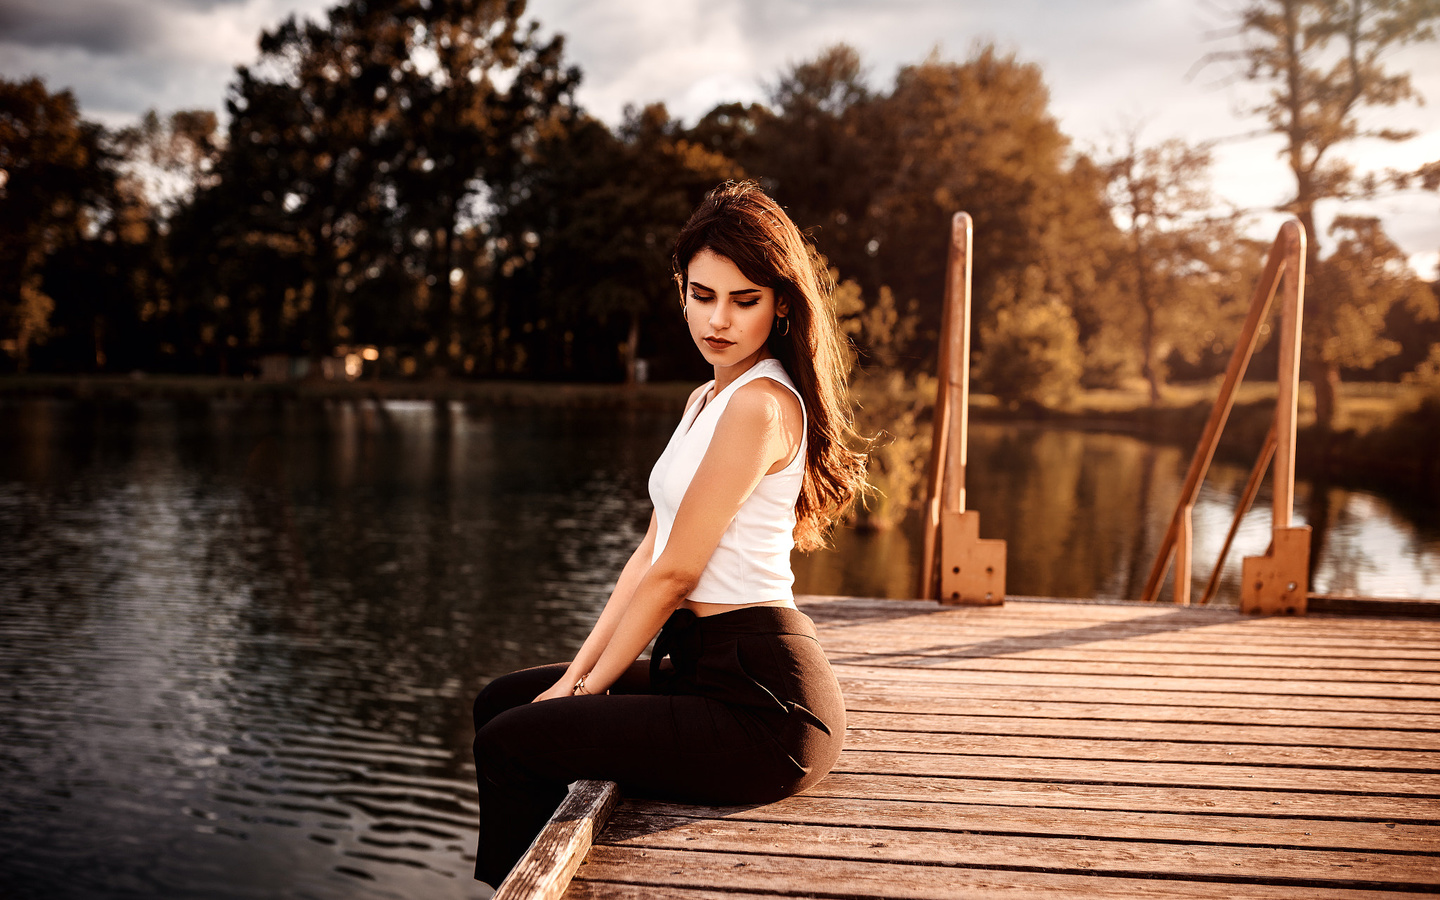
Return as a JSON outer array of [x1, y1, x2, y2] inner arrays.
[[388, 0, 577, 376], [1309, 215, 1436, 381], [1224, 0, 1440, 427], [217, 1, 409, 368], [204, 0, 577, 375], [0, 78, 112, 372], [492, 104, 739, 381], [974, 264, 1084, 410], [861, 47, 1120, 373], [1102, 132, 1240, 402], [111, 110, 221, 226], [747, 45, 878, 290]]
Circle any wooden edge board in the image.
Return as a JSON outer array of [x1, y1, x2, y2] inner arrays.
[[570, 846, 1440, 900], [1310, 596, 1440, 619], [494, 779, 619, 900]]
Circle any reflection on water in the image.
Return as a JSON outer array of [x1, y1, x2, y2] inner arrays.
[[1, 398, 1437, 897], [0, 398, 667, 899], [797, 422, 1440, 602]]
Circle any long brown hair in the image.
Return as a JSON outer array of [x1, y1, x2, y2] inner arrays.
[[673, 180, 868, 551]]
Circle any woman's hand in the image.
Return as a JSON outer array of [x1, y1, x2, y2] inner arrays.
[[531, 678, 575, 703]]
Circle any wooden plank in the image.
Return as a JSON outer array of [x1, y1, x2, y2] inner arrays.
[[836, 678, 1440, 714], [819, 635, 1440, 666], [819, 624, 1440, 655], [494, 779, 618, 900], [596, 811, 1440, 887], [807, 607, 1440, 638], [568, 597, 1440, 899], [834, 749, 1440, 795], [823, 647, 1440, 682], [809, 772, 1440, 820], [801, 598, 1440, 638], [843, 696, 1440, 731], [626, 796, 1440, 853], [829, 645, 1440, 679], [844, 710, 1440, 750], [569, 849, 1440, 900], [830, 664, 1440, 699], [846, 726, 1440, 769]]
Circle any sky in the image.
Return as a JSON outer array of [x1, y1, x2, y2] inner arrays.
[[2, 0, 1437, 275]]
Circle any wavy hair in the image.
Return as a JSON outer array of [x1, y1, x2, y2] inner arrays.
[[673, 180, 869, 551]]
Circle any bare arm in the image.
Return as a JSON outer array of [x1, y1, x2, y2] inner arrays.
[[532, 512, 659, 702], [569, 381, 799, 696], [532, 383, 713, 703]]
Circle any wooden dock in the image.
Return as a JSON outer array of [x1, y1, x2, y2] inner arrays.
[[512, 595, 1440, 899]]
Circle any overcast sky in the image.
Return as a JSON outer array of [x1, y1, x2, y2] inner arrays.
[[2, 0, 1437, 274]]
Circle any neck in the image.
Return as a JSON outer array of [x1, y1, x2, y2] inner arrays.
[[712, 350, 772, 396]]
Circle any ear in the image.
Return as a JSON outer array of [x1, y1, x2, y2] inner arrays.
[[776, 296, 790, 318]]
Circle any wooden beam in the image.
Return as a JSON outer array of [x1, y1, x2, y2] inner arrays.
[[1200, 423, 1277, 606], [493, 779, 618, 900], [937, 510, 1005, 605], [922, 213, 973, 599], [1140, 220, 1302, 605]]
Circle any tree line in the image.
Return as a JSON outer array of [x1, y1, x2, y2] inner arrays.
[[2, 0, 1437, 430]]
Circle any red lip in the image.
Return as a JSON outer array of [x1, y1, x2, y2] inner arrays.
[[704, 337, 734, 349]]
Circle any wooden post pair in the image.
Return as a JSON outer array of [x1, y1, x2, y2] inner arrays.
[[1140, 219, 1311, 614], [920, 213, 1005, 605]]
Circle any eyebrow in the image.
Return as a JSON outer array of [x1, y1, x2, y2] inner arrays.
[[690, 281, 761, 296]]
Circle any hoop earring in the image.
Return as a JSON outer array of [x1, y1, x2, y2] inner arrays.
[[682, 304, 688, 322], [776, 316, 790, 337]]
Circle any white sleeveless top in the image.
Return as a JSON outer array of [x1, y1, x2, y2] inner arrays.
[[648, 357, 806, 605]]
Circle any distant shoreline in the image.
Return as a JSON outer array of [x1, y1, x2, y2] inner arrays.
[[4, 373, 1434, 503], [0, 373, 698, 411]]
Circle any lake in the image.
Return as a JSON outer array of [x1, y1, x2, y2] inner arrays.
[[2, 396, 1436, 898]]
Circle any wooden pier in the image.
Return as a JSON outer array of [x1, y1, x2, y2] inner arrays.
[[509, 595, 1440, 899]]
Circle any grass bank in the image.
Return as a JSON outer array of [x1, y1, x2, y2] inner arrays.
[[968, 378, 1440, 500]]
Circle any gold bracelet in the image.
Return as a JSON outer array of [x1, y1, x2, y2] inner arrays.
[[572, 674, 589, 696]]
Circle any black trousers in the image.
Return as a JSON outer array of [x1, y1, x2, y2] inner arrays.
[[471, 606, 846, 886]]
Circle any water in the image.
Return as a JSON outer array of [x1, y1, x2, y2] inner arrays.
[[2, 397, 1438, 898]]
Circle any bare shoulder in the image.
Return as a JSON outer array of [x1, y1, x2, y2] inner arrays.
[[726, 377, 803, 442]]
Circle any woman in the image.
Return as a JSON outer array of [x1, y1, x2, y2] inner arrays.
[[471, 180, 868, 887]]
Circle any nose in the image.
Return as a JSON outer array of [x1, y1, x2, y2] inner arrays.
[[708, 300, 729, 331]]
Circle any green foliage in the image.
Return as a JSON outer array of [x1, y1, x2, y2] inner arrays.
[[1309, 215, 1437, 371], [1225, 0, 1440, 427], [836, 278, 933, 530], [975, 266, 1083, 410], [849, 367, 936, 530], [1403, 344, 1440, 396], [0, 78, 112, 371], [1099, 133, 1245, 402], [199, 0, 576, 370], [493, 104, 741, 381], [861, 47, 1119, 370], [6, 7, 1433, 399]]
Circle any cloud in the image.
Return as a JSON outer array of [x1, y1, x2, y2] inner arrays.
[[3, 0, 1436, 264], [0, 0, 331, 121], [0, 0, 250, 55]]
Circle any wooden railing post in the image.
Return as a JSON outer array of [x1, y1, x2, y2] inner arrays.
[[1241, 223, 1311, 615], [1139, 219, 1311, 613], [920, 212, 1005, 605]]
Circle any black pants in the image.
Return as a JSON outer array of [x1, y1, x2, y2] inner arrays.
[[471, 606, 846, 886]]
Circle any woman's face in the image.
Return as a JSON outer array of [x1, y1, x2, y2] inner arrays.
[[683, 249, 788, 374]]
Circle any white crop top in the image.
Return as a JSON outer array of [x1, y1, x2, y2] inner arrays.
[[647, 357, 806, 606]]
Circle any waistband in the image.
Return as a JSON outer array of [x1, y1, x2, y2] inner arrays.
[[662, 606, 818, 640], [649, 606, 819, 690]]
